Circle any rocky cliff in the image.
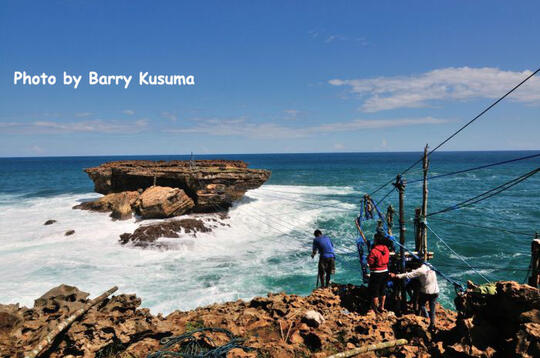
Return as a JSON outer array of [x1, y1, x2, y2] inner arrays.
[[1, 281, 538, 357], [75, 160, 271, 219]]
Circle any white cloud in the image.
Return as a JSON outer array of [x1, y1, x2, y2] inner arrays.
[[334, 143, 345, 150], [164, 116, 446, 139], [161, 112, 178, 121], [2, 119, 148, 134], [74, 112, 93, 118], [283, 109, 302, 120], [329, 67, 540, 112], [308, 29, 367, 46], [122, 109, 135, 115], [0, 122, 20, 128], [325, 35, 338, 43]]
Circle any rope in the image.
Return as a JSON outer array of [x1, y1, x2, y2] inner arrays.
[[386, 235, 465, 292], [258, 186, 363, 199], [188, 162, 355, 256], [427, 168, 539, 217], [427, 217, 535, 237], [252, 191, 355, 213], [408, 152, 540, 184], [426, 223, 491, 283], [375, 187, 396, 207], [435, 262, 530, 273], [370, 67, 540, 196], [147, 327, 255, 358]]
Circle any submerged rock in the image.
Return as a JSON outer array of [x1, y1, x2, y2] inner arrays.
[[119, 218, 212, 247]]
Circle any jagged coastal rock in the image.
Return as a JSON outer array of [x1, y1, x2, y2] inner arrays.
[[1, 281, 538, 357], [119, 218, 215, 247], [75, 160, 270, 219]]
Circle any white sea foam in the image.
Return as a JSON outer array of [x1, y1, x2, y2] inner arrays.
[[0, 185, 355, 314]]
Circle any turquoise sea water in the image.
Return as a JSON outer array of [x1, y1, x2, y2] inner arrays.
[[0, 151, 538, 312]]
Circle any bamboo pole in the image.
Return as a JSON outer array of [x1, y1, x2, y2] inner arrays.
[[354, 219, 368, 246], [326, 339, 408, 358], [25, 286, 118, 358], [421, 144, 429, 261]]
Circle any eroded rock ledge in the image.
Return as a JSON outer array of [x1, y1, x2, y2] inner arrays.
[[1, 281, 538, 357], [75, 160, 271, 219]]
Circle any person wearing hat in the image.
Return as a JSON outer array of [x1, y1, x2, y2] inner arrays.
[[390, 260, 440, 331], [367, 229, 390, 313]]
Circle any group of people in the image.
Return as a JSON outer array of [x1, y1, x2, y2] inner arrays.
[[311, 229, 439, 331]]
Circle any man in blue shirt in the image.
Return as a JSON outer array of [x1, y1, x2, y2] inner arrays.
[[311, 229, 336, 288]]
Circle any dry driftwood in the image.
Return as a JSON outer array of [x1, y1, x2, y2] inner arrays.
[[24, 286, 118, 358], [326, 338, 408, 358]]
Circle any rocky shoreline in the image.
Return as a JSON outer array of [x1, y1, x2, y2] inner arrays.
[[1, 281, 538, 357]]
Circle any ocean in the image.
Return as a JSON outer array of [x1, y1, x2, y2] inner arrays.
[[0, 151, 538, 313]]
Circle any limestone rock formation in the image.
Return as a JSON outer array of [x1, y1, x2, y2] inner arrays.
[[136, 186, 195, 219], [4, 281, 535, 357], [83, 160, 270, 212], [111, 194, 134, 220], [0, 283, 453, 357], [75, 160, 270, 219], [451, 281, 540, 357], [74, 191, 140, 220]]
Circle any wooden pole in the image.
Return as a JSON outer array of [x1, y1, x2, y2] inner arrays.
[[25, 286, 118, 358], [355, 219, 368, 246], [529, 234, 540, 288], [394, 174, 407, 311], [326, 339, 408, 358], [414, 208, 421, 252], [421, 144, 429, 261]]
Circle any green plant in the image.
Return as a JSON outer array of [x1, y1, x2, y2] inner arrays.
[[184, 319, 205, 332]]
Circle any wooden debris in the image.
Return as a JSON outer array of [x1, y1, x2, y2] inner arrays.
[[24, 286, 118, 358], [326, 338, 408, 358]]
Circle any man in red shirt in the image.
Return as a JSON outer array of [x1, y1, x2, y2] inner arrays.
[[367, 230, 390, 313]]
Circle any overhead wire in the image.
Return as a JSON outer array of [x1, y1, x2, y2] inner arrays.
[[426, 223, 491, 283], [407, 152, 540, 184], [370, 67, 540, 196], [427, 216, 535, 237], [427, 168, 539, 217]]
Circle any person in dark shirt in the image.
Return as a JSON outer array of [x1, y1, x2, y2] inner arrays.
[[311, 229, 336, 288]]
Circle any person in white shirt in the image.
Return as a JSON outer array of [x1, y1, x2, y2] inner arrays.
[[390, 260, 439, 331]]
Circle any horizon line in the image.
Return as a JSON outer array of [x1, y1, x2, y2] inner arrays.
[[1, 149, 539, 159]]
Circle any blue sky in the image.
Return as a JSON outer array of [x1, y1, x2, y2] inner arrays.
[[1, 1, 539, 157]]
